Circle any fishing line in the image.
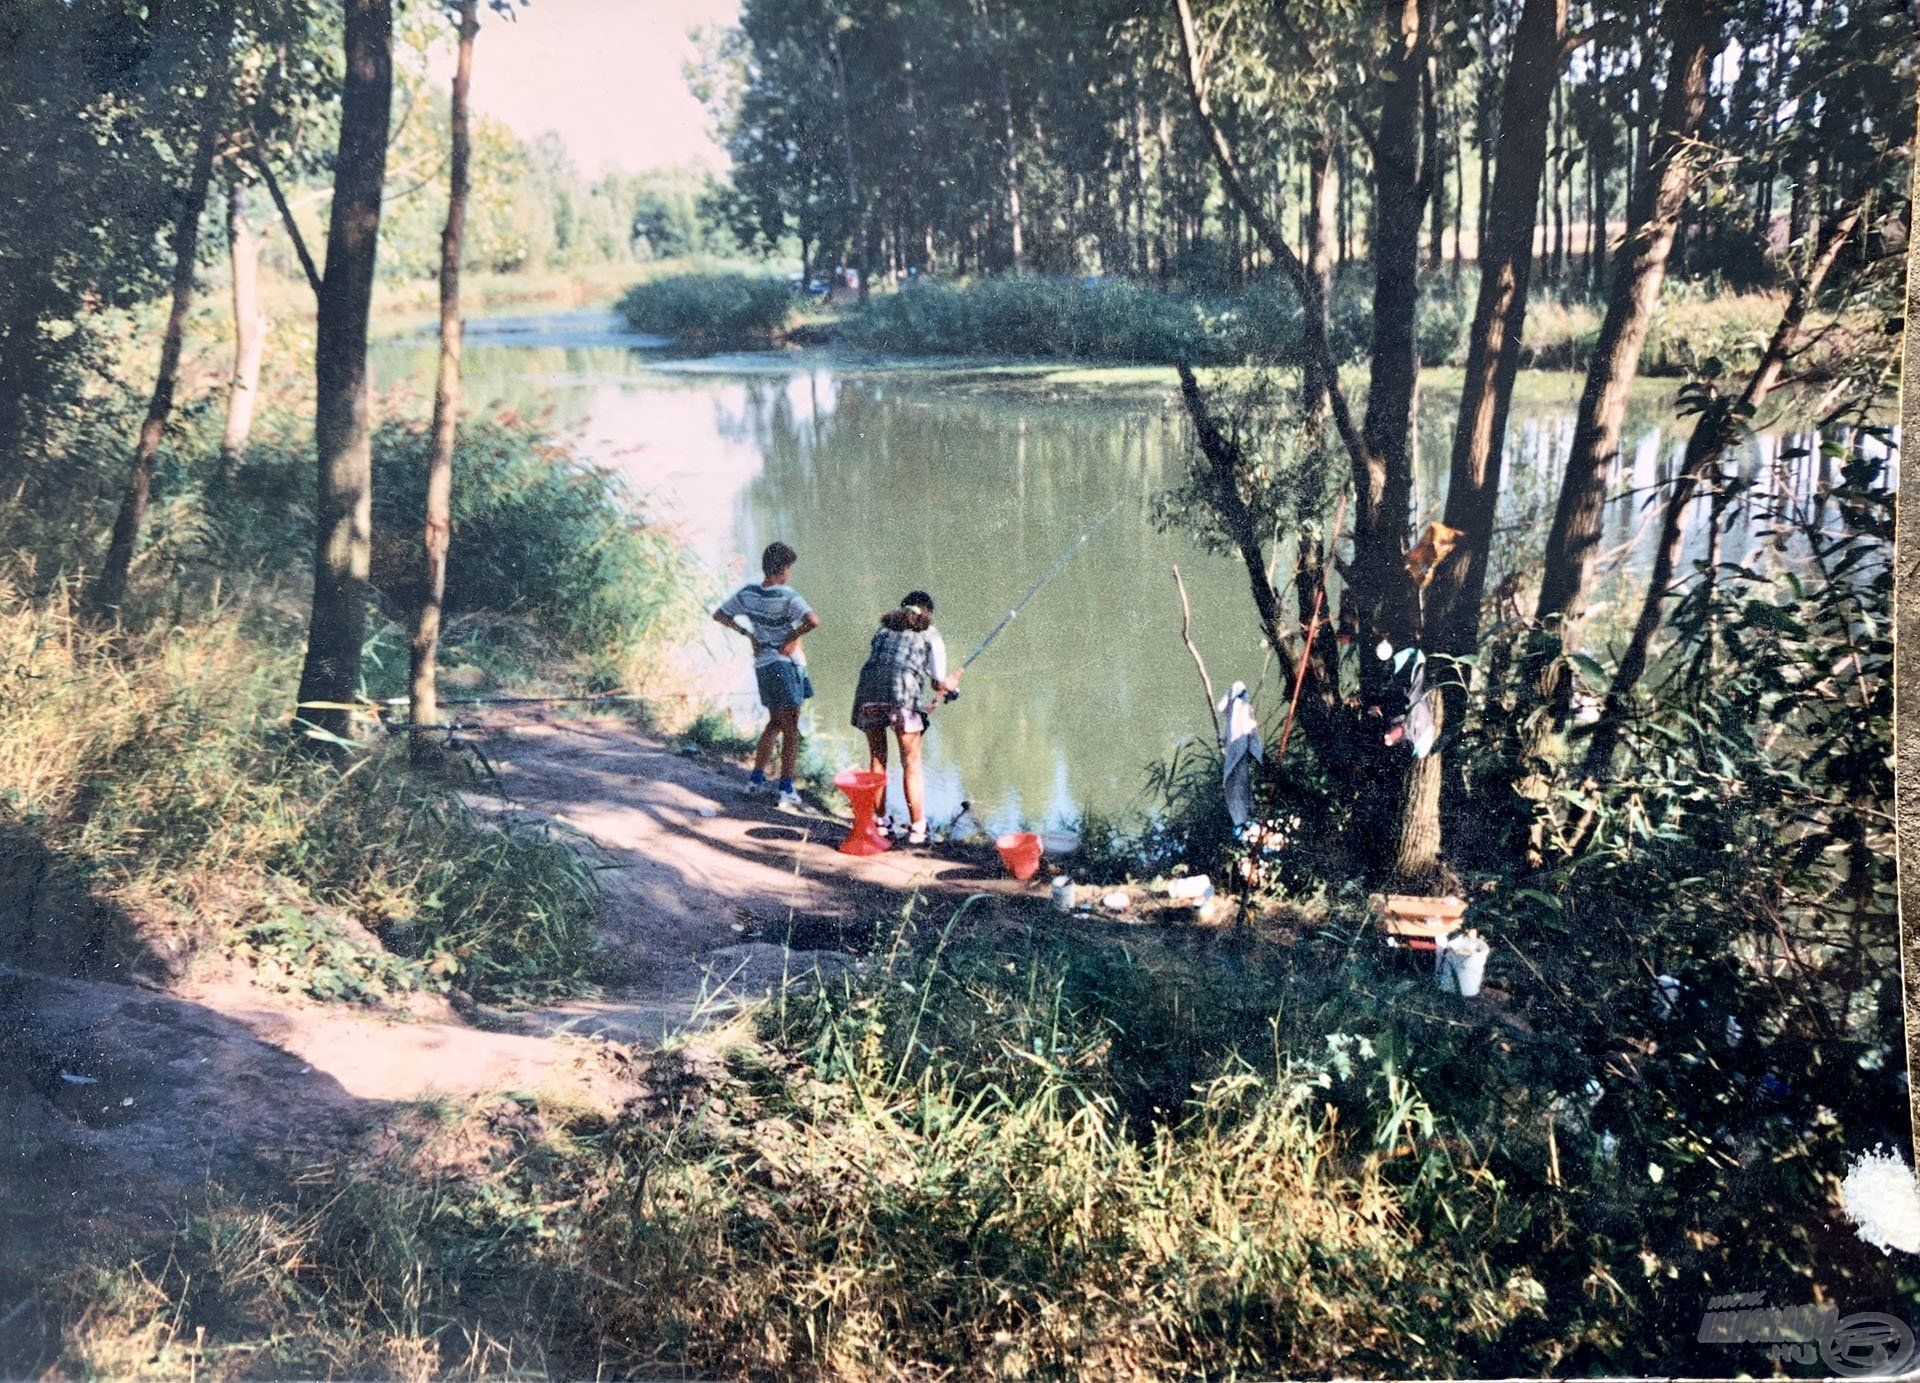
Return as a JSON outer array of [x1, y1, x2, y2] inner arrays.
[[955, 496, 1130, 679]]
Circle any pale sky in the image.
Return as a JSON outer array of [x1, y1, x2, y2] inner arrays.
[[459, 0, 741, 176]]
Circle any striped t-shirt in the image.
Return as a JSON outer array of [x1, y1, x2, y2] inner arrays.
[[718, 583, 813, 668]]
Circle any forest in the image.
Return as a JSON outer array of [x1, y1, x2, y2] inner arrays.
[[0, 0, 1915, 1377]]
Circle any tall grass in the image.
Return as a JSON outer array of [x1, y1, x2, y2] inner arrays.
[[42, 1101, 608, 1380], [577, 918, 1539, 1378], [0, 581, 604, 1001]]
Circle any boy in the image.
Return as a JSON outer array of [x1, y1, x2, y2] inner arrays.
[[713, 541, 819, 811]]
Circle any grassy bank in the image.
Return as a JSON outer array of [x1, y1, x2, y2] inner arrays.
[[0, 379, 699, 1004], [36, 866, 1912, 1376], [625, 267, 1829, 380]]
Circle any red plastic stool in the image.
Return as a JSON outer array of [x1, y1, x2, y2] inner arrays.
[[834, 769, 891, 855]]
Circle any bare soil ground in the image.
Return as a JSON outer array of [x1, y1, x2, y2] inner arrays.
[[0, 706, 1038, 1337]]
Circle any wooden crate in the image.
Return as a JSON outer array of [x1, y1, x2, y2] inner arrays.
[[1371, 893, 1468, 952]]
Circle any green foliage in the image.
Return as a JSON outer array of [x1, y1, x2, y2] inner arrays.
[[580, 915, 1539, 1377], [367, 418, 700, 687], [615, 272, 795, 347]]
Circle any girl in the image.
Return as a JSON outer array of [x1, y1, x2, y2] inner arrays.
[[851, 590, 962, 844]]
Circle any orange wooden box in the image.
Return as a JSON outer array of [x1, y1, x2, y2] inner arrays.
[[1370, 893, 1468, 952]]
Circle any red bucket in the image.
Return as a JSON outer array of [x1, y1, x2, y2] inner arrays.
[[994, 831, 1043, 881]]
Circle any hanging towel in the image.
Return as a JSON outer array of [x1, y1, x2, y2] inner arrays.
[[1218, 681, 1262, 828]]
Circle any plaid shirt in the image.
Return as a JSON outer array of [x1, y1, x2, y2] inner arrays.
[[853, 625, 945, 714]]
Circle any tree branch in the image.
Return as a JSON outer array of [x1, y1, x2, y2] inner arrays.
[[1170, 0, 1371, 479], [1173, 566, 1223, 747], [248, 143, 322, 297], [1175, 363, 1300, 672]]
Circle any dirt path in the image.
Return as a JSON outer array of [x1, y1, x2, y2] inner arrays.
[[465, 706, 1033, 1043], [0, 707, 1038, 1268]]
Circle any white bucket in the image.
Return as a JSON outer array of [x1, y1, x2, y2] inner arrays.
[[1438, 936, 1490, 997], [1050, 876, 1077, 913], [1165, 874, 1214, 904]]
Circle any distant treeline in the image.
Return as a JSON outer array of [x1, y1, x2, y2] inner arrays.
[[698, 0, 1903, 294]]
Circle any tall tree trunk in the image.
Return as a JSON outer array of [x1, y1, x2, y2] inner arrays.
[[1450, 106, 1464, 277], [1549, 81, 1567, 281], [999, 64, 1025, 272], [1338, 138, 1353, 265], [827, 27, 863, 291], [217, 175, 266, 479], [1304, 125, 1337, 421], [1129, 73, 1150, 275], [295, 0, 393, 749], [1360, 0, 1436, 883], [1354, 0, 1429, 649], [1426, 59, 1446, 271], [1577, 199, 1863, 784], [408, 0, 476, 762], [1516, 0, 1725, 848], [1535, 0, 1724, 635], [86, 104, 224, 621], [1427, 0, 1567, 716], [0, 308, 45, 486], [975, 0, 1024, 274]]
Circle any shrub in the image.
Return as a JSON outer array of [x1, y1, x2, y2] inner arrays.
[[367, 418, 699, 687], [616, 272, 794, 346]]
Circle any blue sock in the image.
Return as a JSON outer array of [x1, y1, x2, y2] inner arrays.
[[778, 776, 794, 794], [749, 769, 766, 785]]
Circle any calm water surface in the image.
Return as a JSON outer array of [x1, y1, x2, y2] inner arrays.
[[370, 309, 1859, 832]]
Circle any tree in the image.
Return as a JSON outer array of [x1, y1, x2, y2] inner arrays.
[[0, 2, 201, 486], [1513, 0, 1727, 845], [295, 0, 393, 750], [1172, 0, 1445, 883], [408, 0, 479, 761], [86, 10, 234, 621], [1577, 198, 1868, 789], [217, 174, 269, 475], [405, 0, 476, 756], [1423, 0, 1569, 797], [1534, 0, 1727, 635]]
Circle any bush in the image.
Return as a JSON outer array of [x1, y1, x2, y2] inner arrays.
[[843, 275, 1264, 364], [616, 272, 794, 346], [367, 418, 699, 687]]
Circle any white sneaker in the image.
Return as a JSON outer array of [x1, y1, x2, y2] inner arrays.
[[744, 777, 773, 798], [904, 821, 929, 846], [776, 789, 806, 813]]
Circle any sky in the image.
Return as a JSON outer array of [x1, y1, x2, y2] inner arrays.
[[457, 0, 742, 176]]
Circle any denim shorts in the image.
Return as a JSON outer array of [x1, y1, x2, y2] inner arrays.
[[755, 659, 814, 710]]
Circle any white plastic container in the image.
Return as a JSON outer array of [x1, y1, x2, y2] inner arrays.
[[1438, 935, 1490, 997], [1051, 876, 1077, 913]]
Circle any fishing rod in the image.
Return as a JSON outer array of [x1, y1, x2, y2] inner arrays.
[[945, 498, 1128, 700]]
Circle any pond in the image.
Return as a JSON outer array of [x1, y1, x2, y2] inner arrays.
[[370, 309, 1867, 834]]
